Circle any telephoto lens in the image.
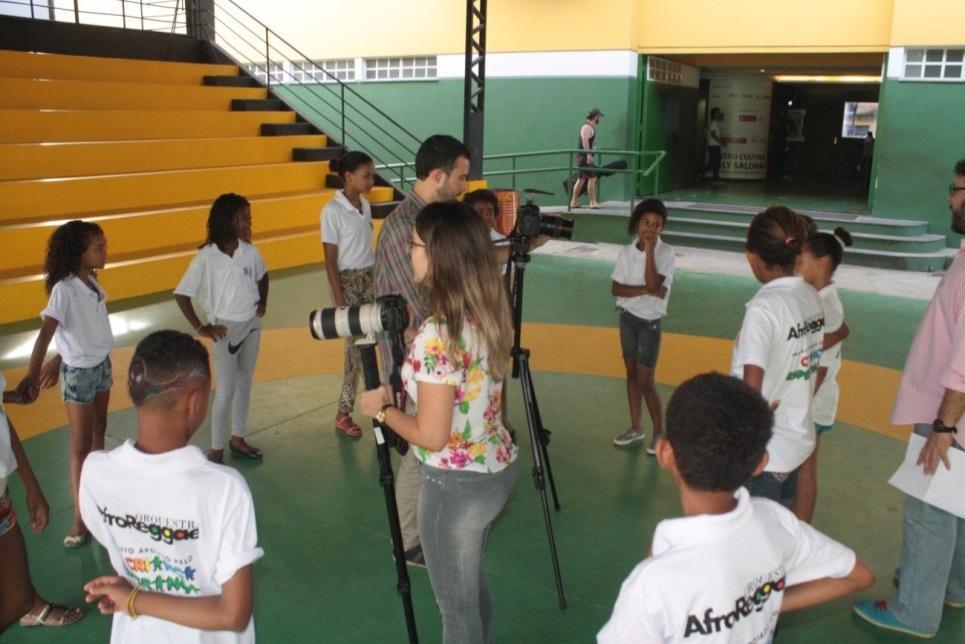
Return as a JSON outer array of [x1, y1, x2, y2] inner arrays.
[[516, 201, 574, 240], [309, 294, 409, 340]]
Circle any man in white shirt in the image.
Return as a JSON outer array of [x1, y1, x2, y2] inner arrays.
[[598, 373, 874, 643]]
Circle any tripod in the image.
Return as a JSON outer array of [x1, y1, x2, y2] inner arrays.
[[508, 236, 567, 609], [357, 336, 419, 643]]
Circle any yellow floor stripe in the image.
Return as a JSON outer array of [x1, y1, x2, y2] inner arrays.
[[1, 323, 910, 442]]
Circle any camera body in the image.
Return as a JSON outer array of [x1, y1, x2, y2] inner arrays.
[[515, 200, 574, 240], [309, 294, 409, 341]]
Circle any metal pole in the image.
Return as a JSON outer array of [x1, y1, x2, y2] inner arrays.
[[139, 0, 144, 30], [73, 0, 79, 23], [29, 0, 34, 19], [121, 0, 126, 29], [265, 27, 270, 88], [340, 83, 346, 146], [463, 0, 487, 179]]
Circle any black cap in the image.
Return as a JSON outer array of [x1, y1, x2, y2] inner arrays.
[[587, 108, 604, 119]]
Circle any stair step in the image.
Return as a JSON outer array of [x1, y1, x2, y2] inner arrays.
[[0, 162, 330, 223], [0, 77, 267, 111], [0, 49, 237, 85], [261, 122, 318, 136], [664, 217, 948, 253], [231, 98, 287, 111], [204, 75, 259, 87], [666, 201, 930, 237], [0, 109, 296, 144], [0, 135, 329, 180], [660, 231, 956, 272], [292, 146, 345, 162]]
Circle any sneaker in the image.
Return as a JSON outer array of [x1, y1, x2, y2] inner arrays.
[[404, 545, 426, 569], [946, 598, 965, 609], [853, 600, 936, 639], [613, 428, 645, 446]]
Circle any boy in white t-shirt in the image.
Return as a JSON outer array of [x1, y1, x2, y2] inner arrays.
[[80, 330, 263, 643], [598, 373, 874, 643], [611, 198, 675, 453]]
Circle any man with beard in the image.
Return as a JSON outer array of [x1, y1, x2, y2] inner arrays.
[[374, 134, 470, 566], [853, 159, 965, 638]]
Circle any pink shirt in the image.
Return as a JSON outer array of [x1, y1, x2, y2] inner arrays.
[[892, 241, 965, 449]]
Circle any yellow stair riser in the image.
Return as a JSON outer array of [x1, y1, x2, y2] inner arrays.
[[0, 135, 329, 180], [0, 50, 239, 85], [0, 78, 268, 111], [0, 193, 336, 274], [0, 110, 296, 144], [0, 162, 330, 222], [0, 223, 386, 326]]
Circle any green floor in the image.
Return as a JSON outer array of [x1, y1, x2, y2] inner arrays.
[[659, 177, 870, 214], [2, 255, 961, 643]]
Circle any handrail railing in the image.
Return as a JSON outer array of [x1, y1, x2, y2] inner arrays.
[[380, 149, 667, 202]]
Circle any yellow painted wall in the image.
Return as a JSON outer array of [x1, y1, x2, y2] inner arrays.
[[636, 0, 893, 53], [890, 0, 965, 45], [230, 1, 958, 59], [233, 0, 635, 57]]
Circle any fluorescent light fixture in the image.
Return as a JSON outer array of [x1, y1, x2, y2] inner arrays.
[[773, 74, 881, 84]]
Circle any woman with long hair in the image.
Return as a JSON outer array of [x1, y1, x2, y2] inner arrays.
[[361, 201, 518, 643]]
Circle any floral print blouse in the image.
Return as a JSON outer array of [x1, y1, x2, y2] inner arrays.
[[401, 317, 517, 473]]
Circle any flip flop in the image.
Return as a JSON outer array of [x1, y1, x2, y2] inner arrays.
[[229, 441, 263, 460], [588, 203, 603, 210], [62, 533, 88, 549], [334, 413, 363, 438], [20, 602, 84, 627], [206, 449, 224, 464]]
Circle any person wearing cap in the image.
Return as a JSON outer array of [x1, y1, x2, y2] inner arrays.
[[570, 109, 604, 210]]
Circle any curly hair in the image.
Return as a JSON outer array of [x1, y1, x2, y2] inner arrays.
[[627, 198, 668, 235], [746, 205, 813, 269], [202, 193, 249, 250], [44, 220, 105, 294]]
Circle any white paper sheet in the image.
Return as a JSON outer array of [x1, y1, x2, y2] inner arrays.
[[888, 434, 965, 519]]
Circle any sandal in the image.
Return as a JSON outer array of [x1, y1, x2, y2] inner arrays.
[[206, 449, 224, 464], [20, 602, 84, 627], [229, 440, 263, 460], [335, 412, 363, 438]]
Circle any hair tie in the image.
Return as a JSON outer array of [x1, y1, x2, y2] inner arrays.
[[833, 233, 846, 248], [785, 235, 797, 248]]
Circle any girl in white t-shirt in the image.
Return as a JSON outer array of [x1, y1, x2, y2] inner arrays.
[[360, 202, 517, 643], [611, 198, 675, 453], [732, 206, 824, 507], [322, 151, 376, 438], [793, 226, 854, 522], [175, 193, 269, 464], [18, 220, 114, 548]]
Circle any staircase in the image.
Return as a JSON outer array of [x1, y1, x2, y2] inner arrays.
[[569, 202, 956, 272], [0, 49, 396, 325]]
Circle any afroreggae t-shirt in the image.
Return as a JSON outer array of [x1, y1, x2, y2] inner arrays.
[[597, 488, 856, 643], [80, 441, 263, 643]]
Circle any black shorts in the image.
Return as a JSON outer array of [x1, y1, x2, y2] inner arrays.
[[618, 310, 662, 368]]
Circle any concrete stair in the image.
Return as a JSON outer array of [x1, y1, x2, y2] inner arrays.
[[569, 201, 955, 272], [0, 49, 398, 325]]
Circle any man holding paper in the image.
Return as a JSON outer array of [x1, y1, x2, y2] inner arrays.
[[853, 159, 965, 638]]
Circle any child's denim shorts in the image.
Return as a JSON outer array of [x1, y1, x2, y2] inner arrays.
[[0, 488, 17, 537], [61, 356, 113, 404]]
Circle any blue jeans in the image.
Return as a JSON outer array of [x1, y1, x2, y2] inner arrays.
[[419, 461, 518, 644], [888, 424, 965, 632]]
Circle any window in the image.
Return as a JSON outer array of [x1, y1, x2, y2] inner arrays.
[[841, 102, 878, 138], [904, 48, 965, 81], [364, 56, 437, 81], [647, 57, 683, 85], [315, 59, 355, 82]]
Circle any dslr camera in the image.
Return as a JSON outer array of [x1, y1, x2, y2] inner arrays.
[[515, 200, 574, 240]]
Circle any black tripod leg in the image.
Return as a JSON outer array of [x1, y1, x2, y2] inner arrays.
[[359, 344, 419, 643], [517, 350, 567, 609], [522, 366, 562, 512]]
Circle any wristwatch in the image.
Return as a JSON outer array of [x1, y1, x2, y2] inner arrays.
[[376, 403, 392, 424], [932, 419, 958, 434]]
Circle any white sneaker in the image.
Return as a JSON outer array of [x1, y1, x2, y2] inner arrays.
[[613, 428, 645, 446]]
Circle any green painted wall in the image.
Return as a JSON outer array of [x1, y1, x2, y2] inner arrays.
[[275, 76, 636, 205], [637, 56, 700, 195], [872, 77, 965, 243]]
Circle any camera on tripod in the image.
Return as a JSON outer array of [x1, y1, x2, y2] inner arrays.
[[515, 200, 574, 240], [309, 294, 409, 340]]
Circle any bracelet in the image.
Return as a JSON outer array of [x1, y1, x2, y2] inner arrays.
[[126, 585, 142, 620], [376, 403, 392, 424]]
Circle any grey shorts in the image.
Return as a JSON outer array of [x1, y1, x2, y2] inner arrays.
[[745, 469, 800, 507], [618, 310, 662, 368], [61, 356, 112, 404]]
